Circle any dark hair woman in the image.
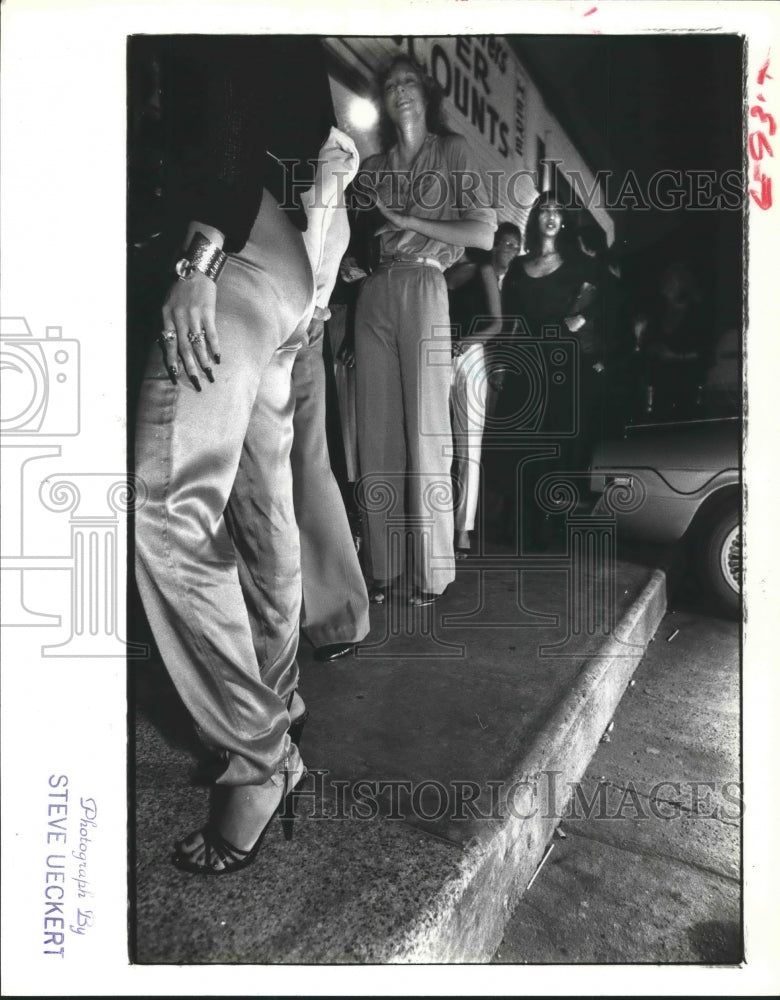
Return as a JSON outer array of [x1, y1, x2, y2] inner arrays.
[[498, 190, 601, 548], [350, 54, 497, 604], [505, 191, 584, 329]]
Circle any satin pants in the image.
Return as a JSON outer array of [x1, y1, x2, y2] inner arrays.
[[354, 262, 456, 595], [451, 341, 488, 533], [135, 192, 314, 786], [290, 330, 369, 648]]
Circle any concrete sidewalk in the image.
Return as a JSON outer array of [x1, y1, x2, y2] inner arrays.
[[132, 538, 669, 964], [492, 600, 741, 963]]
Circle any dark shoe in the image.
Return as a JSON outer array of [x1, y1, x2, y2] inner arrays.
[[408, 586, 448, 607], [368, 577, 400, 605], [173, 751, 306, 875], [313, 642, 354, 663]]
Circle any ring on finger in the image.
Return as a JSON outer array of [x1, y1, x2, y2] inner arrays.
[[186, 330, 205, 345], [160, 328, 177, 343]]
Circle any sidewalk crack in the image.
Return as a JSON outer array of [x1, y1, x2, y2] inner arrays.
[[559, 823, 741, 885]]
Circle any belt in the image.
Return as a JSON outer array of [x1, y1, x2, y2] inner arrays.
[[378, 254, 445, 273]]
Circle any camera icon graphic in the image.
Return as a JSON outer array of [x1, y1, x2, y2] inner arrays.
[[0, 317, 80, 435], [482, 325, 580, 441], [423, 323, 580, 442]]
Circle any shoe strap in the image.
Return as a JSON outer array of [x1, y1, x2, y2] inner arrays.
[[201, 824, 251, 867]]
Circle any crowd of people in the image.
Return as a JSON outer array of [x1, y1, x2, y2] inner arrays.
[[131, 39, 733, 875]]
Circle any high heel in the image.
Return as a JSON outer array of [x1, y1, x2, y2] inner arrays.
[[280, 758, 306, 842], [286, 689, 309, 749], [279, 749, 309, 842], [289, 708, 309, 749], [173, 751, 306, 875]]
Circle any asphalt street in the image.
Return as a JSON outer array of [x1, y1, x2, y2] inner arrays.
[[492, 586, 741, 964]]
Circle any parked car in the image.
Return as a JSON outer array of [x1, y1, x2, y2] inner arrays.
[[589, 416, 741, 617]]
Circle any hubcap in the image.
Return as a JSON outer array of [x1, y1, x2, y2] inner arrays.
[[720, 523, 741, 594]]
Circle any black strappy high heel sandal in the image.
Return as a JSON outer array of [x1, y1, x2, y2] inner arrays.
[[173, 751, 306, 875]]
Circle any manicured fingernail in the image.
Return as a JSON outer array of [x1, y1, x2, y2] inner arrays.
[[168, 366, 178, 384], [189, 375, 202, 392], [214, 354, 221, 365], [204, 367, 215, 383]]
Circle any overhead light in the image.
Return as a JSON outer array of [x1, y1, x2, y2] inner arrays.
[[347, 96, 378, 131]]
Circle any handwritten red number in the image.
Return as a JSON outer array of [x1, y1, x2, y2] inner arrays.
[[757, 58, 773, 86], [750, 58, 773, 207], [750, 105, 777, 134], [750, 173, 772, 209], [749, 131, 774, 160]]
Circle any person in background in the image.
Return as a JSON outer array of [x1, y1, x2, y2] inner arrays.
[[576, 224, 634, 443], [348, 54, 497, 605], [492, 222, 523, 290], [446, 223, 521, 556], [634, 258, 711, 420], [499, 191, 597, 549]]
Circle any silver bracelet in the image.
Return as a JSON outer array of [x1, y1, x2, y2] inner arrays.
[[175, 232, 227, 282]]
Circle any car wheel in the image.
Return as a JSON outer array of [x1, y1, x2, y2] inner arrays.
[[697, 503, 741, 618]]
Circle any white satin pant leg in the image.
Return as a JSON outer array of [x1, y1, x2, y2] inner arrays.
[[135, 194, 314, 786], [451, 341, 488, 533]]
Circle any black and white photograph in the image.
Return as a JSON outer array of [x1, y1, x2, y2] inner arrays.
[[2, 1, 780, 995]]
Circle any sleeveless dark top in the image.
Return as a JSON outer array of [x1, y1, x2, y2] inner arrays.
[[501, 255, 589, 339]]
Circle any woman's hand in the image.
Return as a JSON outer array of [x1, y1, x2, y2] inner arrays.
[[337, 337, 356, 368], [339, 255, 368, 283], [564, 313, 586, 333], [374, 198, 405, 230], [159, 221, 224, 389], [160, 274, 220, 390]]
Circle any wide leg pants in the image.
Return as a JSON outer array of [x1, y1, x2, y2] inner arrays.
[[451, 341, 488, 534], [354, 262, 456, 595], [135, 192, 314, 786], [290, 330, 369, 647]]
